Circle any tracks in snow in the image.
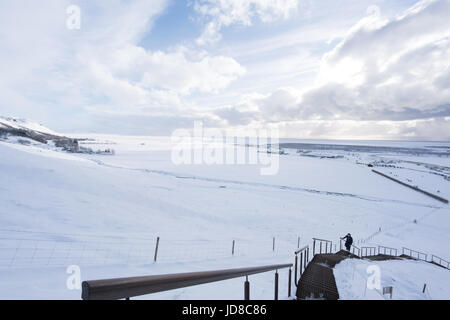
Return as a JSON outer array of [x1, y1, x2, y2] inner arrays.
[[88, 159, 442, 210]]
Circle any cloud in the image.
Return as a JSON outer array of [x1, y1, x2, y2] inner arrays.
[[297, 0, 450, 121], [194, 0, 299, 45], [0, 0, 246, 132], [272, 117, 450, 141], [219, 0, 450, 123]]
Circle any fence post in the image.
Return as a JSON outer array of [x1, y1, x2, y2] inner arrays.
[[320, 242, 322, 254], [244, 276, 250, 300], [313, 240, 316, 255], [274, 271, 279, 300], [273, 237, 275, 252], [232, 240, 235, 256], [297, 237, 300, 249], [154, 237, 160, 262], [423, 284, 427, 293]]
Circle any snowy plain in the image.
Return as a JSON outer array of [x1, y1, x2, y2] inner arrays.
[[0, 127, 449, 300]]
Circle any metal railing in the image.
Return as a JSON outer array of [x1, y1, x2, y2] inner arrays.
[[361, 246, 377, 257], [431, 255, 450, 269], [339, 239, 360, 257], [294, 245, 309, 286], [312, 238, 332, 255], [82, 263, 292, 300], [378, 245, 398, 256], [402, 247, 427, 261], [350, 245, 361, 257]]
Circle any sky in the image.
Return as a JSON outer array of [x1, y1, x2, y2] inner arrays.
[[0, 0, 449, 140]]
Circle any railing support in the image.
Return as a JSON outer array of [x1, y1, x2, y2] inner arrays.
[[244, 276, 250, 300], [300, 252, 303, 276], [294, 255, 298, 285], [274, 271, 279, 300], [288, 268, 292, 297], [232, 240, 235, 256]]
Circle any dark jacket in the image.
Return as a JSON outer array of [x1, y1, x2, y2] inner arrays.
[[342, 235, 353, 246]]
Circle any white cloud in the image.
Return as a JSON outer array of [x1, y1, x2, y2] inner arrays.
[[194, 0, 300, 45], [235, 0, 450, 121], [0, 0, 246, 130], [300, 0, 450, 120]]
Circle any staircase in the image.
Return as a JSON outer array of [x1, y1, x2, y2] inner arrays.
[[296, 250, 358, 300], [295, 239, 450, 300]]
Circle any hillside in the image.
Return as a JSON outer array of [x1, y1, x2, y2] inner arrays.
[[0, 131, 449, 299]]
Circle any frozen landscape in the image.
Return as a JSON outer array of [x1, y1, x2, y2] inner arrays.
[[0, 117, 449, 300]]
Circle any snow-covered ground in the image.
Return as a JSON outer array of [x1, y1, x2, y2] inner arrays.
[[0, 126, 449, 299], [334, 258, 450, 300]]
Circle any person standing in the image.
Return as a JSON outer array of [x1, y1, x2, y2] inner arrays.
[[341, 233, 353, 251]]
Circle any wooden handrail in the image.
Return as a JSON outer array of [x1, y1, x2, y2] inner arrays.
[[82, 263, 292, 300], [295, 245, 309, 255]]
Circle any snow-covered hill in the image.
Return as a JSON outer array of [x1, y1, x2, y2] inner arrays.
[[0, 128, 449, 299], [0, 116, 57, 135]]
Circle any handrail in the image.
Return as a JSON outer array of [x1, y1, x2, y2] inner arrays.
[[361, 246, 377, 257], [402, 247, 427, 261], [312, 238, 332, 255], [294, 245, 310, 286], [431, 255, 450, 269], [295, 245, 309, 255], [378, 245, 398, 256], [312, 237, 332, 243], [350, 245, 361, 257], [82, 263, 292, 300]]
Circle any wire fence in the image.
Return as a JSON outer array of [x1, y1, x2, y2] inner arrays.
[[0, 230, 299, 269]]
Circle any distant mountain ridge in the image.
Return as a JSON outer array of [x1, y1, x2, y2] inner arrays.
[[0, 116, 115, 155], [0, 116, 81, 153]]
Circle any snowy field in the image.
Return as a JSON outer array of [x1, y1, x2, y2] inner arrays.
[[0, 130, 449, 300], [335, 259, 450, 300]]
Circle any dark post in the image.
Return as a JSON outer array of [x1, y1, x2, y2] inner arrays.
[[304, 250, 307, 268], [294, 255, 298, 285], [232, 240, 235, 256], [273, 237, 275, 252], [288, 268, 292, 297], [297, 237, 300, 249], [313, 240, 315, 255], [274, 271, 279, 300], [423, 284, 427, 293], [320, 242, 322, 254], [325, 242, 328, 253], [244, 276, 250, 300], [300, 252, 303, 276], [154, 237, 160, 262]]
